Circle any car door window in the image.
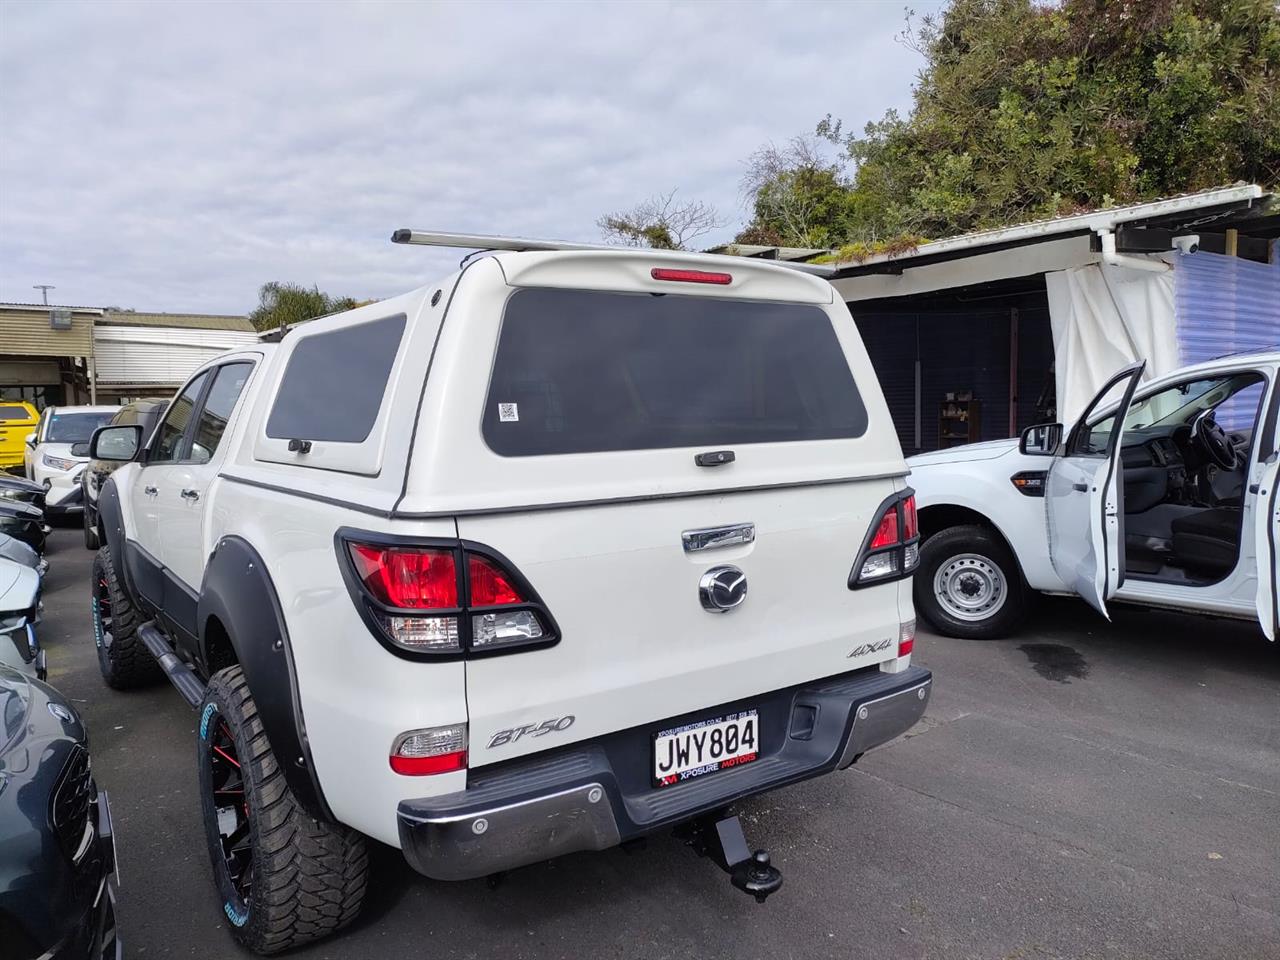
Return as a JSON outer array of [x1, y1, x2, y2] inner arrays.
[[189, 363, 253, 464], [1073, 371, 1267, 457], [1067, 375, 1135, 457], [150, 372, 210, 463]]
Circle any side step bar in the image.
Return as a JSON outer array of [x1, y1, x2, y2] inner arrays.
[[137, 621, 206, 708]]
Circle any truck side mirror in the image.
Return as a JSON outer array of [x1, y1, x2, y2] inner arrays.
[[24, 433, 35, 448], [90, 425, 142, 462], [1019, 422, 1062, 456]]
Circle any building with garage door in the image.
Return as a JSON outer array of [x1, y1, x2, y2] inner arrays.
[[822, 184, 1279, 454], [1, 305, 257, 408], [90, 311, 257, 403]]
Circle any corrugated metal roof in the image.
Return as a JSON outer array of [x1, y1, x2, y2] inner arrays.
[[0, 302, 105, 313], [830, 184, 1268, 275], [99, 311, 253, 332], [0, 305, 96, 357], [704, 244, 831, 262]]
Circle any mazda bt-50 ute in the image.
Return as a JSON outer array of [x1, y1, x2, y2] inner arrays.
[[86, 231, 931, 954]]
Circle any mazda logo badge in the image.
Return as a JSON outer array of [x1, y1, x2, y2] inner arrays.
[[699, 565, 748, 613]]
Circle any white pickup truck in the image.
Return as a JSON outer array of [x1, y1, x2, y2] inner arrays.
[[908, 351, 1279, 641], [86, 232, 931, 954]]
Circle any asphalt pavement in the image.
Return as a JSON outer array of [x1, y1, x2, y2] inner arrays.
[[35, 527, 1280, 959]]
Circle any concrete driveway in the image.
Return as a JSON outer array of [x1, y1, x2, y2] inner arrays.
[[35, 528, 1280, 959]]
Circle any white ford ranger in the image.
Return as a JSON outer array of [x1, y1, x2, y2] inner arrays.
[[909, 351, 1279, 642], [86, 232, 931, 954]]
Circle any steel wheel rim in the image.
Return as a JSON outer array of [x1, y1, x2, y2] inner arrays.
[[208, 717, 253, 906], [93, 576, 113, 653], [934, 553, 1008, 622]]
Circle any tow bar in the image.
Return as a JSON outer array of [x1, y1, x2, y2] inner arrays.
[[678, 811, 783, 903]]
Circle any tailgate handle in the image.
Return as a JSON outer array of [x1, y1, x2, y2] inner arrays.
[[683, 523, 755, 553]]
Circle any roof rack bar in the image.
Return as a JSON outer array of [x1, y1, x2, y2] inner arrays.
[[389, 229, 835, 278], [391, 229, 612, 253]]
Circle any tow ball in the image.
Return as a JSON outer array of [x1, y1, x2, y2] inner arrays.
[[678, 811, 783, 903]]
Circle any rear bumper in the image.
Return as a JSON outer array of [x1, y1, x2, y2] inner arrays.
[[397, 665, 931, 881]]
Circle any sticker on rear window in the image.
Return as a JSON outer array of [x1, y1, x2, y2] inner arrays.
[[498, 403, 519, 423]]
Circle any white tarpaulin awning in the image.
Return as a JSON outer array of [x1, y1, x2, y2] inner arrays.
[[1044, 262, 1177, 424]]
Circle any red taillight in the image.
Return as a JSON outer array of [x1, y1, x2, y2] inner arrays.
[[901, 495, 918, 541], [390, 751, 467, 775], [468, 555, 523, 606], [851, 494, 922, 588], [650, 267, 733, 285], [390, 724, 468, 775], [869, 509, 900, 549], [898, 619, 916, 657], [349, 544, 457, 609], [344, 539, 555, 656]]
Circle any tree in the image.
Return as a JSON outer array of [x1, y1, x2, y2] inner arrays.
[[737, 136, 860, 248], [598, 191, 723, 250], [247, 282, 362, 332], [819, 0, 1280, 243]]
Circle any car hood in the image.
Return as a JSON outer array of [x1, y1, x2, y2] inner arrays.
[[0, 560, 38, 612], [908, 437, 1019, 468]]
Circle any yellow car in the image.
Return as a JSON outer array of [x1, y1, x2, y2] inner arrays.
[[0, 402, 39, 472]]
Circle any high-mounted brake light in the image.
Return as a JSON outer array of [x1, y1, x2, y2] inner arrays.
[[849, 491, 922, 589], [650, 267, 733, 285], [340, 534, 558, 659], [390, 724, 467, 776]]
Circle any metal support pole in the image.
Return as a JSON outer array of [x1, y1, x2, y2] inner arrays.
[[1009, 306, 1019, 436]]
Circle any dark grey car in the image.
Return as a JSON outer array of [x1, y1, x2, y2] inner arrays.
[[0, 664, 120, 958]]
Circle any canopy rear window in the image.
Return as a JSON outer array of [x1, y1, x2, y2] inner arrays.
[[483, 288, 867, 457]]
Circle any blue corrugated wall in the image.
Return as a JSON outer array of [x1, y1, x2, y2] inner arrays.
[[1175, 250, 1279, 365]]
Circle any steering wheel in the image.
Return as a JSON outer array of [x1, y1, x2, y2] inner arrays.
[[1190, 408, 1237, 469]]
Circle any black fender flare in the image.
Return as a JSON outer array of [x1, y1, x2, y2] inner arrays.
[[198, 536, 333, 822], [96, 478, 138, 598]]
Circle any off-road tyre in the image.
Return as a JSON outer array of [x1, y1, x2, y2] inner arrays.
[[197, 666, 368, 955], [915, 524, 1027, 640], [91, 545, 160, 688], [83, 508, 100, 550]]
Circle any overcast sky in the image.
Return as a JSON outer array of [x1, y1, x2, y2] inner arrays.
[[0, 0, 939, 315]]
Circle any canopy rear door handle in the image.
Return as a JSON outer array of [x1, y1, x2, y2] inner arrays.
[[180, 488, 200, 501], [683, 523, 755, 553], [143, 485, 158, 496]]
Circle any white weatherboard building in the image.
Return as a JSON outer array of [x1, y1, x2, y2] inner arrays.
[[0, 305, 258, 408], [91, 313, 259, 402]]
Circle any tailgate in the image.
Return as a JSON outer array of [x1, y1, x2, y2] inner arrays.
[[460, 479, 907, 767]]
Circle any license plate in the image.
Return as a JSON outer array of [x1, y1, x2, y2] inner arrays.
[[653, 709, 759, 787]]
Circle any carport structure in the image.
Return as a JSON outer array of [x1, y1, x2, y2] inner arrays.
[[825, 185, 1280, 453]]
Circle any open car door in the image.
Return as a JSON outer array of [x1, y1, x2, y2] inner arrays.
[[1045, 361, 1146, 618], [1256, 452, 1278, 641]]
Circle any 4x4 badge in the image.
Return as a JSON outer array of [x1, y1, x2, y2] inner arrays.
[[699, 565, 748, 613], [847, 638, 893, 658]]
